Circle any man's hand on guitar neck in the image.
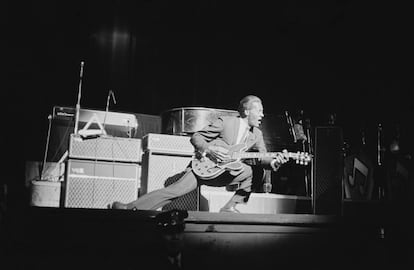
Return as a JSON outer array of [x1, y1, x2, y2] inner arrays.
[[270, 149, 290, 171], [205, 145, 230, 162]]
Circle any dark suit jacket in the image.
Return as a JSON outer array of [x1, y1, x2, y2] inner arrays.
[[190, 116, 273, 169]]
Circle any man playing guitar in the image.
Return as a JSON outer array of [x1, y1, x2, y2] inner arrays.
[[112, 95, 310, 213]]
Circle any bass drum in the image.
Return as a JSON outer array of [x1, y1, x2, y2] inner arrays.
[[161, 107, 239, 135]]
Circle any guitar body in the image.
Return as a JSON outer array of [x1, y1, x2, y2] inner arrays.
[[192, 158, 244, 180], [192, 143, 246, 180]]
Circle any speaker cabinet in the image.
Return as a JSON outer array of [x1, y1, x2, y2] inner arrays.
[[142, 133, 194, 155], [64, 159, 140, 209], [140, 151, 199, 211], [68, 134, 142, 162], [312, 126, 344, 215]]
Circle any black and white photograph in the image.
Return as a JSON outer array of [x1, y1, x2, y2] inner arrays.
[[4, 0, 413, 269]]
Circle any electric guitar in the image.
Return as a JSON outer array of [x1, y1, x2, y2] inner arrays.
[[192, 143, 312, 180]]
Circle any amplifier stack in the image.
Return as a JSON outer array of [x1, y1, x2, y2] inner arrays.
[[140, 133, 198, 211], [63, 134, 142, 209]]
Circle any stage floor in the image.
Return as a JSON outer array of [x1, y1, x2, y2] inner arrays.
[[199, 186, 312, 214], [2, 202, 413, 269]]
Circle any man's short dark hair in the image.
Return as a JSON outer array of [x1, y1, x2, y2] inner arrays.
[[238, 95, 262, 117]]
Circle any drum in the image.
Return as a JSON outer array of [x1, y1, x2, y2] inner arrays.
[[161, 107, 239, 135]]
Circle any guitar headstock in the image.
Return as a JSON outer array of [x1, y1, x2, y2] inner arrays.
[[291, 151, 312, 165]]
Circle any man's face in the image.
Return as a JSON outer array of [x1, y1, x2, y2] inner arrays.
[[246, 101, 264, 128]]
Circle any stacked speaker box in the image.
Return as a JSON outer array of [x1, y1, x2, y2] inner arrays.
[[312, 126, 344, 215], [63, 134, 141, 209], [47, 106, 161, 162], [140, 133, 199, 211]]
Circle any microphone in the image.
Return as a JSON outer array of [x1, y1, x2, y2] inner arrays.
[[80, 61, 84, 78], [109, 90, 116, 104]]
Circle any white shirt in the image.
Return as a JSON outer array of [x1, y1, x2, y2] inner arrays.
[[236, 118, 250, 144]]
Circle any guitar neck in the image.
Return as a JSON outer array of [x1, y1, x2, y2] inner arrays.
[[235, 152, 295, 159]]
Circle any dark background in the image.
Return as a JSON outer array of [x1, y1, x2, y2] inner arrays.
[[3, 4, 413, 268], [6, 1, 412, 204]]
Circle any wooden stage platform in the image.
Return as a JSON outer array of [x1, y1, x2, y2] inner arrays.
[[2, 201, 413, 269]]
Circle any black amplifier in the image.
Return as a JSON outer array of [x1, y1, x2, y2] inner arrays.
[[52, 106, 138, 138]]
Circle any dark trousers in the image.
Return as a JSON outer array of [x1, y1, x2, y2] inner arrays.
[[127, 163, 253, 210]]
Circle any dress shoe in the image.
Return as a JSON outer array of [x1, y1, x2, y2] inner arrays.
[[111, 201, 129, 210], [219, 206, 240, 213]]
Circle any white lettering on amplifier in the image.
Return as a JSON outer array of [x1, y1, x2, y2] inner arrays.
[[57, 112, 74, 117], [71, 167, 85, 174]]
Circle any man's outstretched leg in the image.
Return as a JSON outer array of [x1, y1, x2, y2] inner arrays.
[[111, 168, 198, 210]]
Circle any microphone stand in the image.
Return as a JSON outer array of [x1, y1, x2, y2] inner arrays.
[[377, 123, 383, 167], [285, 111, 297, 143], [55, 61, 84, 166], [299, 115, 313, 198], [103, 90, 116, 132], [302, 118, 314, 200], [74, 61, 84, 135], [103, 90, 111, 131], [40, 114, 53, 181], [376, 123, 386, 200]]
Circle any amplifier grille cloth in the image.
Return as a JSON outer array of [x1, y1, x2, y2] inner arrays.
[[69, 134, 142, 162], [65, 176, 138, 209], [141, 152, 198, 211]]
